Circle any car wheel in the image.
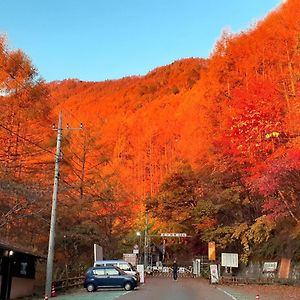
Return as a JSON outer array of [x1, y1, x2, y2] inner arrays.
[[124, 282, 132, 291], [86, 283, 95, 292]]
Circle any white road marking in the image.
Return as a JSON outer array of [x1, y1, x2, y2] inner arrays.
[[217, 287, 238, 300], [115, 291, 130, 299]]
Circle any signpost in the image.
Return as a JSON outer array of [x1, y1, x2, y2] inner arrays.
[[221, 253, 238, 275], [210, 264, 219, 283], [263, 262, 277, 273], [208, 242, 216, 261], [160, 233, 187, 237], [93, 244, 103, 261], [137, 264, 145, 283], [133, 244, 139, 254], [221, 253, 239, 268], [123, 253, 137, 266]]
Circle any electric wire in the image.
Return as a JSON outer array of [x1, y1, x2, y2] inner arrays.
[[1, 48, 102, 173], [0, 48, 115, 202], [0, 123, 55, 156]]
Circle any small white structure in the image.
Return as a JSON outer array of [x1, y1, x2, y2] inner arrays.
[[193, 259, 201, 277], [136, 264, 145, 283], [210, 264, 219, 283]]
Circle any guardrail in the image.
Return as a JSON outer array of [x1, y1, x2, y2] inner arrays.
[[53, 276, 85, 290]]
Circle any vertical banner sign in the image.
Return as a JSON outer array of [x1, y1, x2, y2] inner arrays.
[[94, 244, 103, 261], [210, 264, 219, 283], [278, 258, 291, 279], [137, 264, 145, 283], [208, 242, 216, 261]]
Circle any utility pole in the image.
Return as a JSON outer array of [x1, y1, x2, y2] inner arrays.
[[45, 112, 83, 298], [45, 111, 62, 297]]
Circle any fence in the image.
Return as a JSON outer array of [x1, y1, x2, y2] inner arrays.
[[53, 276, 85, 290], [146, 266, 193, 278]]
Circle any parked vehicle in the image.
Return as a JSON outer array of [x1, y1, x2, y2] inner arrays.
[[84, 265, 140, 292], [93, 260, 139, 277]]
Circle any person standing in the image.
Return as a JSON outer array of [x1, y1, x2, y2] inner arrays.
[[172, 260, 178, 280]]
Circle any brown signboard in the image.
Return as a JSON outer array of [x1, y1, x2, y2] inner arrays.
[[278, 258, 291, 279], [208, 242, 216, 261]]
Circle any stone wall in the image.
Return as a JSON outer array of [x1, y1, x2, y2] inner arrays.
[[235, 260, 300, 283]]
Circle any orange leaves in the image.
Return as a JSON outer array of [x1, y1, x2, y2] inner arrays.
[[219, 79, 286, 163], [193, 218, 217, 230]]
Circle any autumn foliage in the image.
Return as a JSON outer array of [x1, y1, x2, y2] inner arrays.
[[1, 0, 300, 275]]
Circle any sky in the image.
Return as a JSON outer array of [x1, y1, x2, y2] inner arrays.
[[0, 0, 284, 82]]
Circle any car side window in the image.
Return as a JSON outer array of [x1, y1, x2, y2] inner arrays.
[[93, 268, 105, 276], [106, 268, 119, 276], [119, 263, 131, 271]]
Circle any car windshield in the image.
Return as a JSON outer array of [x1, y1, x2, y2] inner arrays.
[[115, 266, 126, 275]]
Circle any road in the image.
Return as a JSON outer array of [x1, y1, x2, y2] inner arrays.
[[118, 277, 234, 300], [51, 277, 259, 300]]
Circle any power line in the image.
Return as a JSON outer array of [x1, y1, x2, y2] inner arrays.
[[63, 107, 84, 128], [0, 49, 111, 203], [0, 123, 55, 156], [1, 50, 96, 175]]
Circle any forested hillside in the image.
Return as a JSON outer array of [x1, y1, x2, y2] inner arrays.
[[0, 0, 299, 274]]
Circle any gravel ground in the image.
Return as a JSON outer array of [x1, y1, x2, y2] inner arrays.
[[226, 283, 300, 300]]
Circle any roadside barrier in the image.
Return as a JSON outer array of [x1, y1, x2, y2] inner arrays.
[[147, 267, 193, 278], [53, 276, 85, 290], [51, 284, 57, 297]]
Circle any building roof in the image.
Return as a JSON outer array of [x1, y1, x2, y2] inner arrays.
[[0, 239, 42, 258]]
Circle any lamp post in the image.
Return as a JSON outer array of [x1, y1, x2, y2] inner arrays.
[[144, 212, 148, 268], [4, 250, 14, 300], [136, 231, 141, 264]]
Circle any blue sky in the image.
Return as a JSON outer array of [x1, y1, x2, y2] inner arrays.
[[0, 0, 283, 82]]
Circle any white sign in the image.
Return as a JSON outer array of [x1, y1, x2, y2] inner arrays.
[[123, 253, 137, 266], [210, 264, 219, 283], [137, 264, 145, 283], [160, 233, 187, 237], [263, 262, 277, 272], [93, 244, 103, 261], [221, 253, 239, 268], [133, 249, 139, 254]]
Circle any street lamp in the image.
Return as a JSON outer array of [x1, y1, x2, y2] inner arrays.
[[136, 232, 141, 264]]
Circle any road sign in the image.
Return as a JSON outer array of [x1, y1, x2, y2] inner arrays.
[[160, 233, 187, 237], [208, 242, 216, 261], [94, 244, 103, 261], [221, 253, 238, 268], [210, 264, 219, 283]]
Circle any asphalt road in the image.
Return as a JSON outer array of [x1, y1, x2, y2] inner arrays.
[[118, 277, 237, 300], [38, 277, 300, 300], [52, 277, 255, 300]]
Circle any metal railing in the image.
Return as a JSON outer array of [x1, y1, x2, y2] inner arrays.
[[146, 266, 193, 277]]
